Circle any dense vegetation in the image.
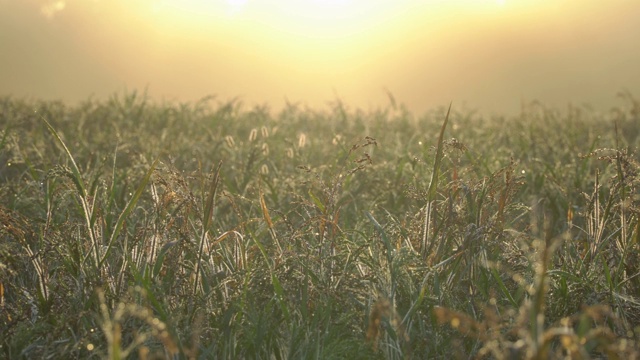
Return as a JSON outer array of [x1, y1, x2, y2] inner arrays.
[[1, 92, 639, 359]]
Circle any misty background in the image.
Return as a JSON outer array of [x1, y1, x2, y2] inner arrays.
[[1, 0, 639, 115]]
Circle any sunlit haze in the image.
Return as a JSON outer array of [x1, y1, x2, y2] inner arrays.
[[2, 0, 639, 114]]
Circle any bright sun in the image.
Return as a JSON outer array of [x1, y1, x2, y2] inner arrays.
[[144, 0, 515, 70], [155, 0, 509, 24], [150, 0, 405, 39], [225, 0, 248, 13]]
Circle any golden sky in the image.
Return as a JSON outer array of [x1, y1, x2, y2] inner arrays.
[[1, 0, 639, 115]]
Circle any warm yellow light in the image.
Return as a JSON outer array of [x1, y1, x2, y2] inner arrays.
[[4, 0, 633, 115], [143, 0, 411, 58], [225, 0, 248, 14]]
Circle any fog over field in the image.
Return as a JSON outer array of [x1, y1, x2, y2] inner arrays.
[[2, 3, 640, 358], [1, 0, 639, 114]]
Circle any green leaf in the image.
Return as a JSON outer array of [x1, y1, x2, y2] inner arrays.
[[203, 161, 223, 232], [271, 273, 290, 321], [193, 161, 223, 297], [491, 267, 518, 307], [41, 116, 86, 198], [547, 269, 584, 284], [308, 190, 326, 213], [152, 241, 176, 278], [427, 102, 452, 201], [100, 158, 159, 267]]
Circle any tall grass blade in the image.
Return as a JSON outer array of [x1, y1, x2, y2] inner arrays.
[[41, 116, 86, 198], [422, 102, 452, 258], [100, 158, 159, 267], [260, 188, 281, 253], [491, 267, 518, 307], [193, 161, 223, 296], [248, 229, 291, 322], [427, 103, 452, 202], [41, 115, 102, 270], [366, 212, 396, 301]]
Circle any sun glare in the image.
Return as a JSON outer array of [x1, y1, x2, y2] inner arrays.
[[144, 0, 418, 57], [152, 0, 400, 28], [137, 0, 521, 88], [225, 0, 247, 14], [4, 0, 635, 114]]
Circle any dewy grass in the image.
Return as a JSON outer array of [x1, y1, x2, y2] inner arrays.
[[193, 160, 222, 298], [41, 115, 101, 273], [422, 102, 451, 259], [1, 93, 639, 358]]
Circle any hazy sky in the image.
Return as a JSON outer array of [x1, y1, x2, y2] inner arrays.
[[1, 0, 639, 115]]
